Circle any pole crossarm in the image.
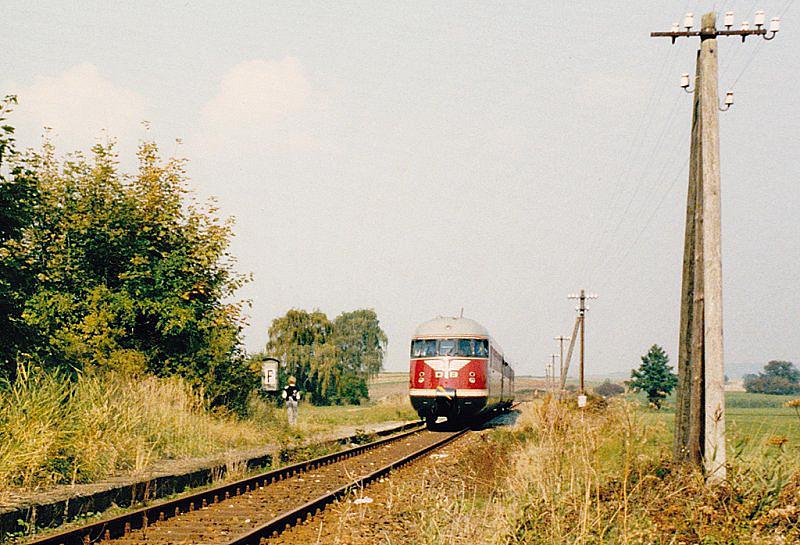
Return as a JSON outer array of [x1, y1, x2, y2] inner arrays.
[[652, 9, 780, 44], [650, 29, 767, 38]]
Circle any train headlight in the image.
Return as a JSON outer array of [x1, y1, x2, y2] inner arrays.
[[418, 371, 424, 376], [469, 371, 475, 377], [418, 377, 424, 383], [469, 377, 476, 384]]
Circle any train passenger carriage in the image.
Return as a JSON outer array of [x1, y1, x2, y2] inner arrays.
[[408, 316, 514, 425]]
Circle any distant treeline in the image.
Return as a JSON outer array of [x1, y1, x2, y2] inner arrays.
[[743, 361, 800, 395]]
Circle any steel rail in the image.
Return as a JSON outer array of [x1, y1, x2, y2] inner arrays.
[[224, 427, 469, 545], [26, 423, 424, 545]]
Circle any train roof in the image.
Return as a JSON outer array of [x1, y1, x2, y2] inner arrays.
[[413, 316, 490, 338]]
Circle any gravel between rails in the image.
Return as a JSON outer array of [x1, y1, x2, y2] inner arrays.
[[99, 430, 458, 545], [263, 427, 510, 545]]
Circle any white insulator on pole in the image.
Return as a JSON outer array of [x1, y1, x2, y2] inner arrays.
[[724, 91, 734, 107], [724, 11, 734, 29]]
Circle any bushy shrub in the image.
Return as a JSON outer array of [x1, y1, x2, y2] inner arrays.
[[594, 380, 625, 398], [0, 114, 254, 410]]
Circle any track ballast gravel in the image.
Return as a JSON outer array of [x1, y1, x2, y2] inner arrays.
[[100, 429, 458, 545], [264, 428, 509, 545]]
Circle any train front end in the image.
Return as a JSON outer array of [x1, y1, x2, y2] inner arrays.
[[408, 316, 493, 424]]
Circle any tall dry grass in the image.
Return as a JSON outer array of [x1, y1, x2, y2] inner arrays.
[[0, 368, 417, 498], [0, 367, 272, 495], [496, 398, 669, 543], [494, 398, 800, 544], [396, 398, 800, 544]]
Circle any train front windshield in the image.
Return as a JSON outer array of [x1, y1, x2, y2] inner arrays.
[[410, 338, 489, 358]]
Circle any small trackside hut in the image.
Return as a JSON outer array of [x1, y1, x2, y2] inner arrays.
[[408, 316, 514, 426]]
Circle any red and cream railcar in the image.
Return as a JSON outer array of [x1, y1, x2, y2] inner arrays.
[[408, 316, 514, 424]]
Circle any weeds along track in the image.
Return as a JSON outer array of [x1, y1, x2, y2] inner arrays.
[[26, 424, 469, 545]]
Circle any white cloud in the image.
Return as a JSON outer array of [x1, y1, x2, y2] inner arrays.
[[9, 63, 148, 152], [195, 57, 324, 153], [202, 57, 311, 124]]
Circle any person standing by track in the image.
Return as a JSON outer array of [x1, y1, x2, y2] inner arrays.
[[282, 376, 301, 425]]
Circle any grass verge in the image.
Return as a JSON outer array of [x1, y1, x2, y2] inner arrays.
[[0, 368, 415, 499]]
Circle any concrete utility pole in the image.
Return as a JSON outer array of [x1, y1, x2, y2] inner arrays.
[[554, 335, 570, 394], [550, 354, 559, 392], [699, 16, 726, 483], [568, 290, 598, 395], [652, 9, 780, 483]]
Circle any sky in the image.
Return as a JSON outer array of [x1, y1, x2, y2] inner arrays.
[[3, 1, 798, 378]]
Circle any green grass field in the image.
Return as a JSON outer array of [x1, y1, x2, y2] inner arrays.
[[638, 391, 800, 461], [725, 391, 797, 408], [290, 394, 416, 431]]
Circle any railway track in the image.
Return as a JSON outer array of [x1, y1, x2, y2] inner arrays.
[[26, 423, 470, 545]]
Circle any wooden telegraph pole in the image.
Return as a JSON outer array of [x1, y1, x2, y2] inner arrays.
[[559, 321, 580, 392], [674, 47, 703, 466], [652, 9, 781, 482], [568, 290, 598, 400], [544, 360, 552, 393], [554, 335, 570, 394]]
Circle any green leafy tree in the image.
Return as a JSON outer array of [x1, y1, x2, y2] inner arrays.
[[0, 120, 254, 410], [628, 345, 678, 409], [266, 308, 387, 405], [330, 309, 387, 403], [266, 309, 334, 403], [0, 96, 39, 379], [744, 361, 800, 395]]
